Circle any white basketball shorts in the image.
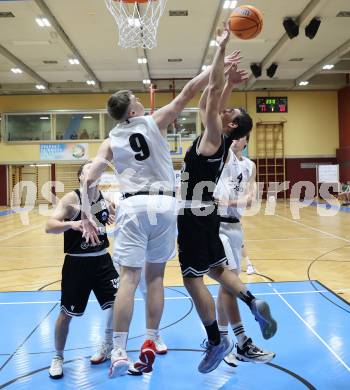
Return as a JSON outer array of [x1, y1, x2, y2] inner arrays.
[[113, 195, 177, 268], [219, 221, 243, 273]]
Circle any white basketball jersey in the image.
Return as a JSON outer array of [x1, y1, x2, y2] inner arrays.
[[215, 150, 254, 219], [109, 115, 175, 194]]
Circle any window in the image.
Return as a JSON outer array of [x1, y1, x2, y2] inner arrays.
[[6, 114, 51, 141], [104, 114, 117, 139], [55, 113, 99, 140], [2, 108, 202, 143], [176, 110, 197, 139], [103, 110, 151, 138]]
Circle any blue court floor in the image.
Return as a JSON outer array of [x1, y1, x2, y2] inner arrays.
[[0, 281, 349, 389]]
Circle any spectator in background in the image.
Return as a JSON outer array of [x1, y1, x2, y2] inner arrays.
[[339, 185, 350, 205], [79, 129, 90, 139]]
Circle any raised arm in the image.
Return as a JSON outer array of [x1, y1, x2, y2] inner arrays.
[[220, 64, 249, 113], [152, 66, 212, 134], [198, 86, 209, 127], [199, 51, 243, 128], [81, 139, 113, 244], [198, 28, 230, 155]]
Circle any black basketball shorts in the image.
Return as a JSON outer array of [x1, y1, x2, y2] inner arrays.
[[177, 207, 228, 278], [60, 253, 119, 316]]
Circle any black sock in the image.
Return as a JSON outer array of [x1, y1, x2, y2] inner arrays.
[[204, 320, 221, 346], [238, 290, 255, 309]]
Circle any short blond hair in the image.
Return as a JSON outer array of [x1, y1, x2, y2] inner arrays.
[[107, 90, 132, 121]]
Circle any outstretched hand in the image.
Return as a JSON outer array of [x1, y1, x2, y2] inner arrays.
[[227, 63, 249, 85], [216, 24, 231, 48], [82, 218, 100, 246], [224, 50, 242, 67]]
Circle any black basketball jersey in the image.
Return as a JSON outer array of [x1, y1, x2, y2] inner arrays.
[[64, 189, 110, 254], [181, 135, 231, 202]]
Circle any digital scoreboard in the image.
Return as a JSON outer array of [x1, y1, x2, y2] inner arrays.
[[256, 96, 288, 113]]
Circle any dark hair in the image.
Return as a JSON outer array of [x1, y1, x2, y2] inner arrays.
[[77, 161, 92, 182], [107, 90, 132, 121], [230, 107, 253, 140]]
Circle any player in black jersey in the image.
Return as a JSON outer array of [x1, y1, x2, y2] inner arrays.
[[178, 27, 277, 374], [45, 162, 128, 379]]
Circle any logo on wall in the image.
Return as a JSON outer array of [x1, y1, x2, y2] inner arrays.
[[40, 143, 88, 161]]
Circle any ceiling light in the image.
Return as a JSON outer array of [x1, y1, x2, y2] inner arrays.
[[137, 58, 147, 64], [40, 116, 49, 120], [30, 164, 51, 167], [36, 17, 50, 27], [11, 68, 22, 74], [299, 81, 309, 86], [83, 116, 93, 119], [223, 1, 237, 9], [210, 40, 219, 47], [202, 65, 209, 71], [229, 1, 237, 9], [86, 80, 96, 85], [36, 84, 46, 90], [69, 58, 80, 65], [322, 64, 334, 70], [143, 79, 151, 85]]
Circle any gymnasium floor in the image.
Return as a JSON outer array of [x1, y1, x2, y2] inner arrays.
[[0, 201, 350, 388]]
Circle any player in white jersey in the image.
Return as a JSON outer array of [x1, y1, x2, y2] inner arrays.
[[214, 135, 276, 365], [80, 51, 241, 377], [242, 244, 256, 275]]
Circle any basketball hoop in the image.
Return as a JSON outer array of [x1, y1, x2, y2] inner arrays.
[[105, 0, 167, 49]]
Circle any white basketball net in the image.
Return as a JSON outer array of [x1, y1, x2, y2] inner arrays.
[[105, 0, 167, 49]]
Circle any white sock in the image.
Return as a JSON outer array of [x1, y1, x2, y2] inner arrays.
[[55, 350, 64, 359], [146, 328, 158, 341], [105, 329, 113, 345], [218, 325, 229, 337], [244, 256, 253, 267], [104, 308, 113, 345], [112, 332, 128, 350], [232, 322, 248, 348]]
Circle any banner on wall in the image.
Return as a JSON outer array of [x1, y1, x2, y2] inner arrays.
[[40, 143, 89, 161], [317, 164, 339, 183]]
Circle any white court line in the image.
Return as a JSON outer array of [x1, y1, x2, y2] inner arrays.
[[275, 214, 350, 244], [1, 288, 350, 305], [269, 283, 350, 374]]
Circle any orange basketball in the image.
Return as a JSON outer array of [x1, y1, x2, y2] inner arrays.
[[229, 5, 263, 40]]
